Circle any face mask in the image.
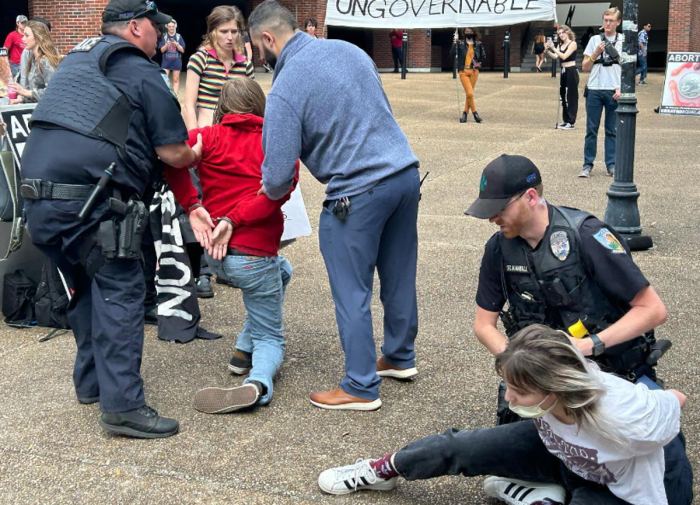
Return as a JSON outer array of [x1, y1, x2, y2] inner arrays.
[[465, 34, 474, 40], [509, 394, 557, 419]]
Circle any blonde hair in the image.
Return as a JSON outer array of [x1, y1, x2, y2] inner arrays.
[[495, 324, 638, 453], [604, 7, 622, 20], [25, 20, 63, 76], [202, 6, 246, 58], [558, 25, 576, 42], [213, 78, 266, 124]]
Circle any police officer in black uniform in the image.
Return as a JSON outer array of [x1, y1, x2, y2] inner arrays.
[[467, 155, 668, 385], [465, 155, 691, 505], [20, 0, 202, 438]]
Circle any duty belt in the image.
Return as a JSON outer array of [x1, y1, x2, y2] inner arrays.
[[20, 179, 94, 201]]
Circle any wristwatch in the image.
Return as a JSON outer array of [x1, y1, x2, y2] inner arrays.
[[589, 334, 606, 357]]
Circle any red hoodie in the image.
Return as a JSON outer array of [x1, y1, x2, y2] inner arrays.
[[165, 114, 300, 257]]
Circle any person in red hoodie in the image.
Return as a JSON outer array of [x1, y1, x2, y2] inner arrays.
[[166, 78, 299, 413]]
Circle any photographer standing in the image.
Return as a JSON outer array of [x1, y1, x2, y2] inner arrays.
[[546, 25, 578, 130], [579, 7, 622, 179]]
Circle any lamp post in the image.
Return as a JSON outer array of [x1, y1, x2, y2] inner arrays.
[[401, 31, 408, 80], [503, 30, 510, 78], [603, 0, 653, 251]]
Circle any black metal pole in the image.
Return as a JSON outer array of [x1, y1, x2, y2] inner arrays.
[[604, 0, 652, 251], [551, 28, 558, 78], [401, 31, 408, 80], [503, 30, 510, 79], [453, 30, 458, 79]]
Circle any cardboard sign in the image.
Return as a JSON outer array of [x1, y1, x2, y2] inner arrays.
[[659, 52, 700, 117]]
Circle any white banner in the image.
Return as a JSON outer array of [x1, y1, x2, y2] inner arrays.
[[326, 0, 556, 29]]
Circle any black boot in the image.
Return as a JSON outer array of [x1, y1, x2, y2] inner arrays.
[[473, 112, 483, 123], [196, 275, 214, 298], [460, 112, 468, 123], [100, 405, 179, 439]]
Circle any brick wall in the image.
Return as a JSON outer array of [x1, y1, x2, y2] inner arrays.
[[30, 0, 107, 55], [668, 0, 700, 51]]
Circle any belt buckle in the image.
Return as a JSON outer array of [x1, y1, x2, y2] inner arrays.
[[20, 180, 41, 200]]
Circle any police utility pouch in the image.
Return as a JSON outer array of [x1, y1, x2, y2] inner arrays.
[[117, 199, 148, 259], [99, 220, 118, 259]]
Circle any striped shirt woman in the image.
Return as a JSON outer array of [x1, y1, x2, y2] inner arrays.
[[187, 48, 254, 110], [184, 5, 253, 129]]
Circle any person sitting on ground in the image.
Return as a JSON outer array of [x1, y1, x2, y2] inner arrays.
[[9, 20, 62, 104], [318, 324, 693, 505], [166, 78, 300, 413]]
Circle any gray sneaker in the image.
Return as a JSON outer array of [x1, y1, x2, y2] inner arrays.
[[559, 123, 575, 130], [578, 166, 592, 178], [607, 166, 615, 177]]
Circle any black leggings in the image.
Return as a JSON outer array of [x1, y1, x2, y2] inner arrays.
[[393, 420, 693, 505], [560, 67, 579, 125]]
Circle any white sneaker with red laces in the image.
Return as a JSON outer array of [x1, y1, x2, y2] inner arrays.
[[484, 476, 566, 505], [318, 458, 398, 495]]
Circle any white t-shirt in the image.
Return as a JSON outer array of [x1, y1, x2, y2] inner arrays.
[[584, 34, 623, 90], [534, 372, 681, 505]]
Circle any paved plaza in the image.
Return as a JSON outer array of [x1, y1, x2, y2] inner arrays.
[[1, 70, 699, 504]]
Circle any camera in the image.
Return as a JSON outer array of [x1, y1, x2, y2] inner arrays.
[[598, 27, 620, 66]]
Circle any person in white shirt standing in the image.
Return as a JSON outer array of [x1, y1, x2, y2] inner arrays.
[[579, 7, 623, 179], [317, 324, 693, 505]]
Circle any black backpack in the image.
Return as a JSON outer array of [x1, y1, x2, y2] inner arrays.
[[34, 258, 71, 329], [2, 269, 36, 325]]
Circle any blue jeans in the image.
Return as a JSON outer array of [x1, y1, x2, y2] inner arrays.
[[635, 55, 647, 81], [584, 90, 617, 170], [319, 166, 420, 400], [394, 419, 693, 505], [10, 62, 19, 78], [207, 253, 292, 405]]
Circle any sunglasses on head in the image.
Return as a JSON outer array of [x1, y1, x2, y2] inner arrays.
[[132, 1, 158, 20]]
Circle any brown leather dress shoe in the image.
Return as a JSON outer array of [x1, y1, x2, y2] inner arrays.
[[310, 387, 382, 411], [376, 356, 418, 380]]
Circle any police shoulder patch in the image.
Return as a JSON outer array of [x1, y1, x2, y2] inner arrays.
[[549, 230, 570, 261], [70, 36, 105, 53], [593, 228, 626, 254]]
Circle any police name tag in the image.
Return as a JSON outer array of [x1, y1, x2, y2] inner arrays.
[[506, 265, 530, 273], [70, 37, 104, 53]]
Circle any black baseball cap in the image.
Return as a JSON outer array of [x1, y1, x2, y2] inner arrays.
[[465, 155, 542, 219], [102, 0, 172, 24]]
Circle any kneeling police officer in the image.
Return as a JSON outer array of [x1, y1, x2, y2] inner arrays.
[[20, 0, 202, 438], [464, 155, 691, 505], [468, 156, 675, 408], [468, 156, 668, 390]]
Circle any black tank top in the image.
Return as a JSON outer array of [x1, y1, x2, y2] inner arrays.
[[561, 42, 577, 63]]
